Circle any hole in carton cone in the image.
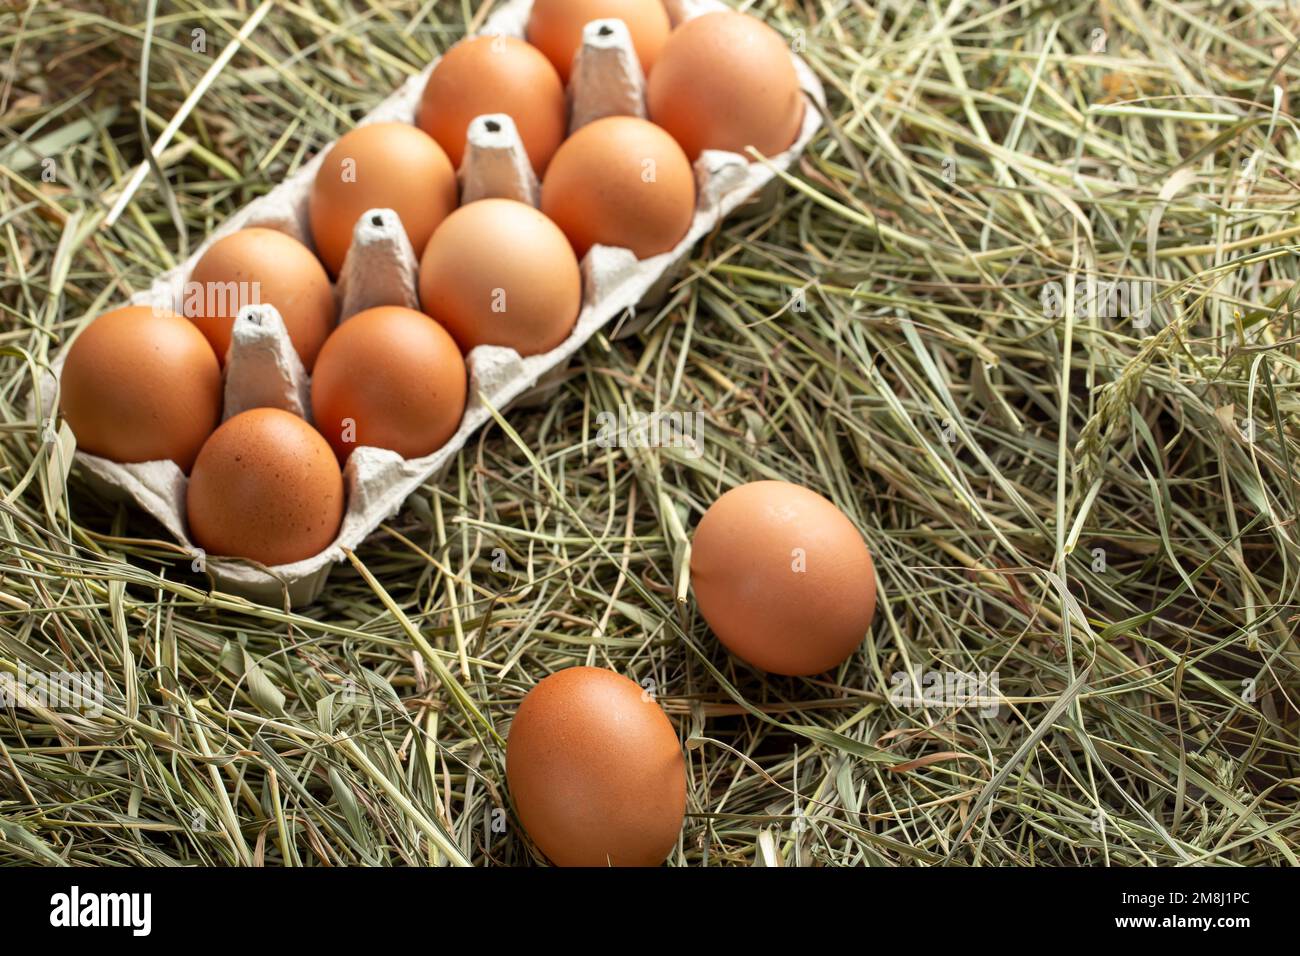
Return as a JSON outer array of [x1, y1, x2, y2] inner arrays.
[[598, 24, 614, 36], [370, 213, 384, 227], [484, 119, 501, 133]]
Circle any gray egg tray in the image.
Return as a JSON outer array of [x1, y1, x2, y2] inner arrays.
[[34, 0, 826, 605]]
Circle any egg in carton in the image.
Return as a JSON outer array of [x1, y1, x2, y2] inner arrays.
[[34, 0, 826, 606]]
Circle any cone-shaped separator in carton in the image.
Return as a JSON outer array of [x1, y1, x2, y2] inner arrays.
[[222, 304, 311, 422], [459, 114, 540, 206], [569, 19, 646, 132], [335, 208, 422, 321]]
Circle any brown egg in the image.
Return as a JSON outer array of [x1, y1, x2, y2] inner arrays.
[[310, 306, 466, 462], [690, 480, 877, 676], [187, 228, 336, 370], [418, 199, 581, 357], [647, 10, 804, 162], [540, 116, 694, 259], [527, 0, 671, 83], [309, 122, 457, 275], [58, 305, 221, 473], [506, 667, 686, 867], [417, 35, 566, 175], [186, 408, 344, 566]]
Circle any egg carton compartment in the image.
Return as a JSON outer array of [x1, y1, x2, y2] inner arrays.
[[33, 0, 825, 606]]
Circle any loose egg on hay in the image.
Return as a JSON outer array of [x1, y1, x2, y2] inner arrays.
[[311, 306, 467, 463], [309, 122, 457, 276], [58, 305, 222, 473], [648, 10, 805, 162], [541, 115, 695, 260], [506, 667, 686, 867], [186, 408, 345, 567], [187, 227, 336, 371], [526, 0, 672, 82], [417, 35, 566, 175], [690, 480, 878, 676], [418, 199, 581, 357]]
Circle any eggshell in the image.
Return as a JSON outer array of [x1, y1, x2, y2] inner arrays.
[[310, 305, 467, 462], [540, 116, 694, 259], [647, 10, 804, 162], [186, 408, 344, 566], [187, 228, 336, 370], [418, 199, 580, 356], [309, 122, 457, 275], [506, 667, 686, 867], [690, 480, 877, 676], [527, 0, 671, 83], [58, 305, 221, 473], [417, 35, 566, 175]]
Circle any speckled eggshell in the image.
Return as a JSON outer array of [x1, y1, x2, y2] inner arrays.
[[309, 122, 458, 275], [417, 35, 566, 175], [690, 480, 877, 676], [418, 199, 581, 356], [647, 10, 804, 162], [186, 408, 345, 566], [540, 116, 695, 260], [58, 305, 222, 473], [310, 305, 467, 462], [187, 227, 336, 371], [506, 667, 686, 867]]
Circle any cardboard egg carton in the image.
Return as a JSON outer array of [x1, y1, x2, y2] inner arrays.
[[34, 0, 825, 606]]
